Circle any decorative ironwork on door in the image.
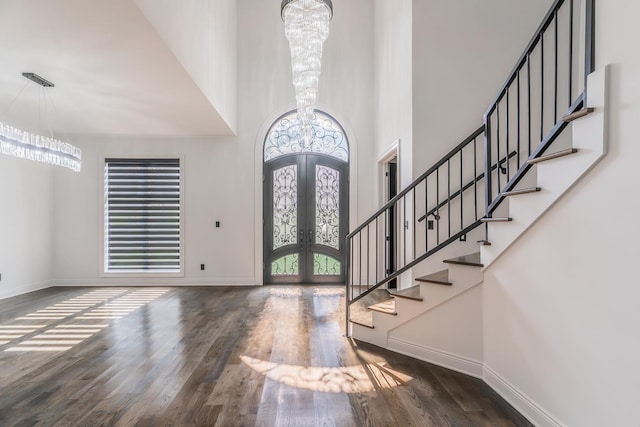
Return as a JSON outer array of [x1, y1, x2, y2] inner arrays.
[[264, 111, 349, 284]]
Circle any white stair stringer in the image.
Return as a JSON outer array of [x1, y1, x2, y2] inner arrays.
[[481, 66, 609, 268], [351, 262, 483, 349]]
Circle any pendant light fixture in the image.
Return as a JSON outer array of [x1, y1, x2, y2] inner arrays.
[[0, 72, 82, 172], [281, 0, 333, 147]]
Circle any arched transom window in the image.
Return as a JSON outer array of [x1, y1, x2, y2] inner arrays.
[[264, 110, 349, 162]]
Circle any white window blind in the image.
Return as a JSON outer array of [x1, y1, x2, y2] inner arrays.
[[104, 158, 181, 273]]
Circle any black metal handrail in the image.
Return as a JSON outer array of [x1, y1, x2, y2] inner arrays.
[[484, 0, 595, 216], [345, 126, 486, 316]]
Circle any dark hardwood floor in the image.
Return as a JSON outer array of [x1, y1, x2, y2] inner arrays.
[[0, 286, 531, 426]]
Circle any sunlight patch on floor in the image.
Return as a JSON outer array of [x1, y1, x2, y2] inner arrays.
[[313, 288, 344, 297], [269, 288, 303, 298], [240, 355, 412, 394], [1, 289, 168, 353]]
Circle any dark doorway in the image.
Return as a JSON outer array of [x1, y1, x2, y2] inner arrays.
[[386, 158, 398, 289]]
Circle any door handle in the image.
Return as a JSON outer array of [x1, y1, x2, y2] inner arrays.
[[309, 229, 313, 242], [299, 229, 304, 243]]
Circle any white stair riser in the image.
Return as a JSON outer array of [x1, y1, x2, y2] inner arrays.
[[448, 263, 483, 285], [352, 323, 387, 348]]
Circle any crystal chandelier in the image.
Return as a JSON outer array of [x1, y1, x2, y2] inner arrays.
[[0, 73, 82, 172], [281, 0, 333, 147], [0, 122, 81, 172]]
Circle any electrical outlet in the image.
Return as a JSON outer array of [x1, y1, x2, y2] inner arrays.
[[215, 221, 220, 228], [200, 264, 205, 270], [427, 220, 434, 230]]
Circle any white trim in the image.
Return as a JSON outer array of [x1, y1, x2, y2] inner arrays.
[[377, 138, 400, 163], [388, 336, 483, 378], [377, 139, 400, 209], [483, 365, 565, 427], [52, 278, 256, 287]]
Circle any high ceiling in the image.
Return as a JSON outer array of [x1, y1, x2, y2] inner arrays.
[[0, 0, 234, 137]]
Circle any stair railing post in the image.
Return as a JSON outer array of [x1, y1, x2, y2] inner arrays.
[[483, 116, 492, 217]]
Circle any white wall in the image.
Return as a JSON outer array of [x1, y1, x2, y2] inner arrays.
[[373, 0, 413, 190], [135, 0, 238, 133], [390, 285, 484, 375], [482, 1, 640, 425], [52, 136, 256, 285], [52, 0, 375, 286], [412, 0, 553, 175], [0, 155, 54, 298]]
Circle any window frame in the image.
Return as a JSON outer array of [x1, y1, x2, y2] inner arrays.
[[100, 155, 185, 278]]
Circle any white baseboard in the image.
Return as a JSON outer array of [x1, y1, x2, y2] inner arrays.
[[387, 337, 564, 426], [388, 337, 483, 378], [0, 280, 53, 300], [483, 365, 564, 427], [52, 278, 257, 287]]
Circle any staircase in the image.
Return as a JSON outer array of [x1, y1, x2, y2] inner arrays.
[[345, 0, 605, 367]]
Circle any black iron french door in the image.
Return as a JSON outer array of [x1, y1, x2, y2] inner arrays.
[[264, 154, 348, 284]]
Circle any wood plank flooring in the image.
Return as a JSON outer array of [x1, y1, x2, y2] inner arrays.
[[0, 286, 531, 426]]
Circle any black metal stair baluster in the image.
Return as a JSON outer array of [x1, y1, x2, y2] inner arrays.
[[585, 0, 595, 101], [484, 113, 493, 216], [496, 103, 501, 194], [517, 71, 521, 169], [473, 138, 478, 221], [447, 160, 451, 238], [506, 89, 510, 181], [366, 223, 371, 283], [403, 196, 407, 265], [460, 150, 463, 231], [541, 33, 545, 143], [554, 11, 558, 123], [384, 209, 388, 279], [425, 174, 429, 253], [569, 0, 573, 107], [375, 217, 378, 285], [358, 232, 362, 288], [527, 54, 532, 156], [436, 168, 440, 245], [413, 186, 416, 262]]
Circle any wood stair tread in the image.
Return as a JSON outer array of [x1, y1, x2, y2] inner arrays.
[[367, 299, 397, 315], [390, 285, 424, 301], [501, 187, 541, 197], [477, 240, 492, 246], [528, 148, 578, 164], [481, 217, 513, 222], [562, 107, 594, 122], [349, 312, 374, 328], [443, 253, 483, 267], [415, 270, 452, 286]]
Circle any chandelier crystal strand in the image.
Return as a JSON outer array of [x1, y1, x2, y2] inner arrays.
[[0, 121, 82, 172], [282, 0, 332, 148]]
